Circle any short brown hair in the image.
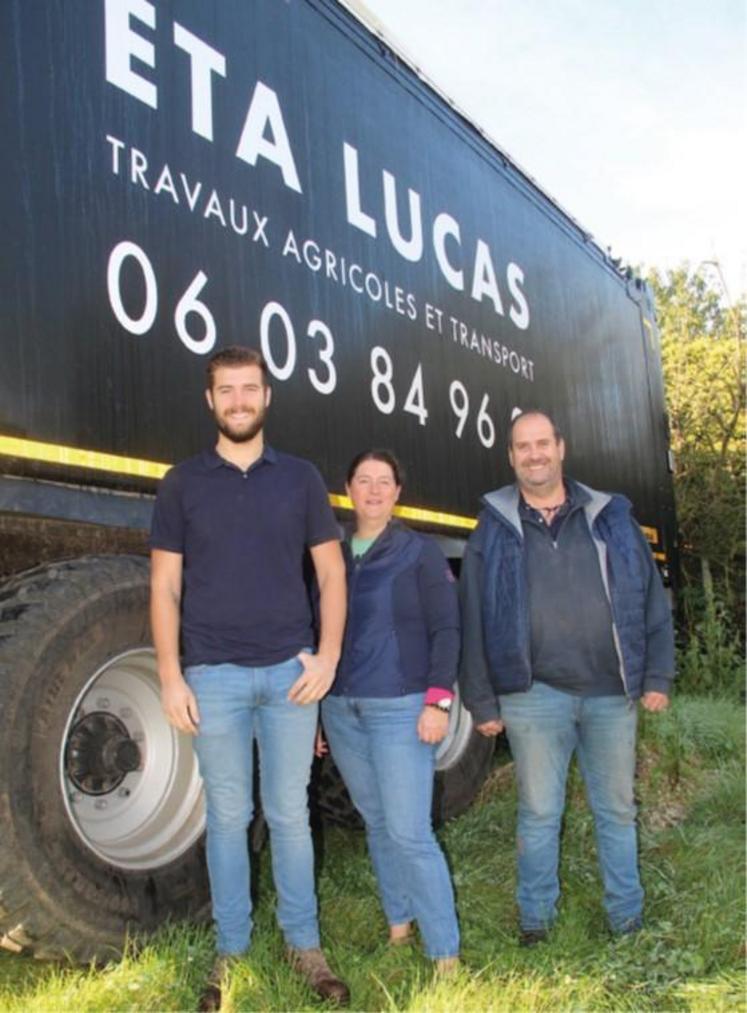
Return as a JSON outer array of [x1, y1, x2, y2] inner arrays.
[[206, 346, 269, 389], [508, 410, 563, 448]]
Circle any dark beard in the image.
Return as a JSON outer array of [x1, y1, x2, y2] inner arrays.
[[215, 408, 265, 443]]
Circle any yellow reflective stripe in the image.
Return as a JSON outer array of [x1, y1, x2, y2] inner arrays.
[[328, 492, 477, 530], [0, 436, 667, 543], [0, 435, 170, 479], [1, 436, 479, 532], [328, 493, 352, 510], [638, 523, 667, 561], [394, 503, 477, 530]]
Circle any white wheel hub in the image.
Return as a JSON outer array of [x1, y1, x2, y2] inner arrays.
[[60, 649, 205, 870]]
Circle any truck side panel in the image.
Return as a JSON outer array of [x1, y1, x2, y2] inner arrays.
[[0, 0, 674, 557]]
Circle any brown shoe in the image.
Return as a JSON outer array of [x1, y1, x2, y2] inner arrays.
[[198, 955, 234, 1012], [286, 946, 350, 1006]]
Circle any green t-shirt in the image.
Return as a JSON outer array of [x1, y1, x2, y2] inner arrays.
[[350, 535, 377, 559]]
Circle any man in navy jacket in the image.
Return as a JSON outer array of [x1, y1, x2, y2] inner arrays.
[[459, 410, 674, 944]]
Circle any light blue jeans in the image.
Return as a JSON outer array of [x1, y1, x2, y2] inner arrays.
[[499, 681, 643, 932], [321, 693, 460, 959], [185, 658, 319, 955]]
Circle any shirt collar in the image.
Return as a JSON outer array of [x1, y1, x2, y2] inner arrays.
[[202, 444, 278, 471], [519, 479, 572, 517]]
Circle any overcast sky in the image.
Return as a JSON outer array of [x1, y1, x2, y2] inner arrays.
[[360, 0, 746, 300]]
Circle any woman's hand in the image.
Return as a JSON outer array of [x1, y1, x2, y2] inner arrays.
[[417, 705, 449, 744], [314, 725, 329, 758]]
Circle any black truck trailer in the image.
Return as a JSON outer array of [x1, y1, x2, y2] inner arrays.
[[0, 0, 676, 961]]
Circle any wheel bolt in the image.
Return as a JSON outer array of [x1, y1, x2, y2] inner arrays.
[[96, 697, 111, 710], [119, 707, 133, 719], [94, 799, 108, 810]]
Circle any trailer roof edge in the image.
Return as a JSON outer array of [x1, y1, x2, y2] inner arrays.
[[336, 0, 614, 266]]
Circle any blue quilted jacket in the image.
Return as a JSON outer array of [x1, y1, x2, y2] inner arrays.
[[458, 480, 675, 723]]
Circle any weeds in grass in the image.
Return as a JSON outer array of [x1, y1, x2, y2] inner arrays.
[[0, 695, 743, 1011]]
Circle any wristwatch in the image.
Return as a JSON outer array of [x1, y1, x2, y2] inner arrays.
[[426, 698, 452, 714]]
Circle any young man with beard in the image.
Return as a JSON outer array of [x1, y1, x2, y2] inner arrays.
[[150, 346, 348, 1009], [459, 410, 674, 944]]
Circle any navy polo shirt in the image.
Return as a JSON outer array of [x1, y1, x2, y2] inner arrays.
[[150, 445, 341, 668]]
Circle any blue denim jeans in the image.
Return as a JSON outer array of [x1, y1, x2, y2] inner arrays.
[[321, 693, 460, 959], [499, 681, 643, 932], [185, 658, 319, 955]]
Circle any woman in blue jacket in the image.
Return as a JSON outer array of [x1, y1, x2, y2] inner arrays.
[[320, 449, 461, 971]]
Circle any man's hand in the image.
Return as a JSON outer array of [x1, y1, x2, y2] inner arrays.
[[476, 718, 504, 737], [641, 691, 669, 712], [287, 652, 336, 705], [161, 674, 200, 734], [417, 706, 449, 744]]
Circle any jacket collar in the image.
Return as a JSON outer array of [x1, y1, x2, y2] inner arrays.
[[481, 485, 523, 536], [575, 480, 612, 528], [482, 477, 610, 536], [343, 518, 405, 558]]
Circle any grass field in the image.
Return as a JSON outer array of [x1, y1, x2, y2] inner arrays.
[[0, 695, 744, 1011]]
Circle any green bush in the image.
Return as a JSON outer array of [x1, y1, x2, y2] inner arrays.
[[676, 594, 744, 698]]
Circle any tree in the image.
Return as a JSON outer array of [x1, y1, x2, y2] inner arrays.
[[647, 264, 746, 627]]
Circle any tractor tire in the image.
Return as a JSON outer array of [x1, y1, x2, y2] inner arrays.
[[0, 556, 208, 962]]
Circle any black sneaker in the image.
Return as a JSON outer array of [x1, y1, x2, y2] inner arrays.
[[519, 928, 548, 947], [613, 916, 643, 937]]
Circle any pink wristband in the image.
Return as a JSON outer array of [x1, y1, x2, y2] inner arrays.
[[424, 687, 455, 706]]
